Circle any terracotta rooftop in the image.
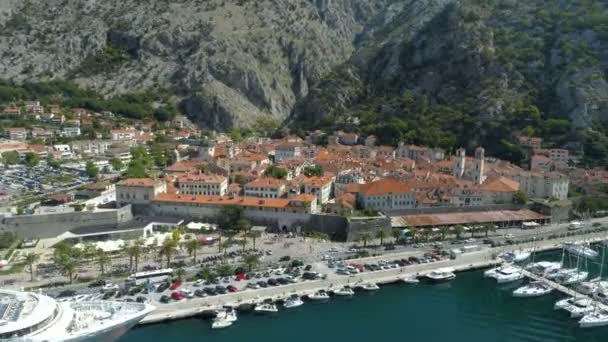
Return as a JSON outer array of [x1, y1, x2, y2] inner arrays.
[[479, 176, 520, 192], [245, 177, 286, 188], [118, 178, 162, 187], [393, 209, 547, 227], [153, 193, 313, 209], [178, 173, 227, 184], [359, 178, 411, 195]]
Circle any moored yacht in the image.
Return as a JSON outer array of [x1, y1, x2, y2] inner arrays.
[[499, 251, 531, 263], [554, 297, 595, 318], [484, 265, 524, 284], [578, 280, 608, 295], [308, 290, 330, 300], [580, 309, 608, 328], [254, 303, 278, 313], [559, 271, 589, 285], [0, 289, 154, 341], [401, 276, 420, 284], [565, 243, 599, 259], [333, 286, 355, 296], [283, 295, 304, 308], [360, 283, 381, 291], [513, 281, 553, 297], [425, 268, 456, 282], [525, 261, 562, 277]]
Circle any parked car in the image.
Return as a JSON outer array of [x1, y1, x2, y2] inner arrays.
[[88, 279, 106, 288], [171, 291, 184, 300], [227, 285, 238, 293], [170, 280, 182, 290], [136, 296, 146, 303], [160, 295, 170, 303]]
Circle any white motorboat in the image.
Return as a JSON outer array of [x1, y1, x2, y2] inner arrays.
[[425, 268, 456, 282], [215, 308, 238, 322], [525, 261, 562, 277], [484, 265, 524, 284], [513, 281, 553, 297], [546, 268, 578, 281], [560, 271, 589, 285], [580, 310, 608, 328], [283, 295, 304, 308], [0, 289, 154, 341], [593, 290, 608, 305], [401, 277, 420, 284], [308, 290, 330, 300], [333, 286, 355, 296], [499, 251, 531, 263], [578, 280, 608, 295], [254, 303, 278, 313], [565, 243, 599, 259], [361, 283, 381, 291], [554, 297, 595, 318], [211, 319, 233, 329]]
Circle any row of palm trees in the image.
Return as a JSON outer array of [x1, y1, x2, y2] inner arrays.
[[357, 223, 498, 247]]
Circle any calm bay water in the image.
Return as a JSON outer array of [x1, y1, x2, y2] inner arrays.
[[121, 250, 608, 342]]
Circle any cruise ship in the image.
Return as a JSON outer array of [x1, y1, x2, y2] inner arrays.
[[0, 289, 154, 341]]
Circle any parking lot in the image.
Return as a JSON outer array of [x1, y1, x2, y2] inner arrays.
[[0, 164, 88, 201]]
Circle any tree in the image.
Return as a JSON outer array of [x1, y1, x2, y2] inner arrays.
[[243, 253, 259, 272], [110, 158, 123, 171], [159, 238, 177, 267], [235, 217, 251, 251], [513, 191, 528, 204], [376, 230, 387, 246], [24, 152, 40, 167], [264, 165, 288, 179], [47, 156, 61, 169], [85, 160, 99, 178], [2, 150, 19, 167], [23, 252, 40, 282], [409, 226, 417, 243], [216, 264, 233, 277], [185, 239, 200, 263], [440, 226, 450, 240], [358, 231, 372, 248], [391, 228, 402, 244], [303, 165, 324, 177], [248, 231, 261, 250], [95, 249, 111, 276], [126, 160, 148, 178], [54, 253, 79, 284], [454, 225, 465, 239], [175, 267, 186, 281], [171, 228, 182, 243], [483, 223, 496, 238], [127, 243, 142, 272]]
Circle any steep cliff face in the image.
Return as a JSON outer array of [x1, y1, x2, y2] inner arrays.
[[291, 0, 608, 163], [0, 0, 397, 129]]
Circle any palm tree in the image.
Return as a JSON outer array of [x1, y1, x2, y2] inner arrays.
[[56, 256, 78, 284], [175, 267, 186, 281], [216, 264, 233, 277], [243, 253, 260, 272], [409, 226, 417, 243], [95, 249, 111, 276], [200, 266, 215, 281], [81, 242, 97, 259], [376, 230, 388, 246], [127, 244, 142, 272], [185, 239, 200, 263], [23, 252, 40, 282], [217, 231, 223, 253], [159, 238, 177, 267], [454, 225, 465, 240], [358, 231, 372, 248], [483, 223, 496, 238], [440, 226, 450, 240], [235, 217, 251, 252], [220, 240, 231, 258], [391, 228, 402, 244], [248, 231, 261, 251]]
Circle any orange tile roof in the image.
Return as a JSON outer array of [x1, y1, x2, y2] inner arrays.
[[359, 178, 411, 195], [118, 178, 162, 187], [153, 193, 309, 209], [479, 176, 520, 192], [300, 176, 333, 187], [178, 173, 226, 184], [245, 178, 286, 188]]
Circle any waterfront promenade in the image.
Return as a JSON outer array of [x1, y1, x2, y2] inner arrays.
[[140, 230, 608, 325]]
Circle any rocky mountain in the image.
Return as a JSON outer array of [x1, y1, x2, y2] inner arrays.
[[1, 0, 608, 165], [291, 0, 608, 165], [0, 0, 402, 129]]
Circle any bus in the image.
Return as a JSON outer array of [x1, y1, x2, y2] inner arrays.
[[128, 268, 174, 285]]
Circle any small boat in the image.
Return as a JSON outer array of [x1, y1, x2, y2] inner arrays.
[[513, 281, 553, 297], [401, 276, 420, 284], [425, 268, 456, 282], [554, 297, 595, 318], [525, 261, 562, 277], [484, 265, 524, 284], [578, 280, 608, 295], [559, 271, 589, 285], [254, 303, 278, 313], [593, 290, 608, 305], [283, 295, 304, 308], [499, 251, 531, 263], [580, 309, 608, 328], [565, 243, 598, 259], [361, 283, 381, 291], [308, 290, 330, 300], [333, 286, 355, 296], [211, 319, 233, 329]]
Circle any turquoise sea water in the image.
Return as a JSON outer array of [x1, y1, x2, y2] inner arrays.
[[121, 250, 608, 342]]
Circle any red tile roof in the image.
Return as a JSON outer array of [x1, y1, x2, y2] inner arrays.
[[358, 178, 411, 195]]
